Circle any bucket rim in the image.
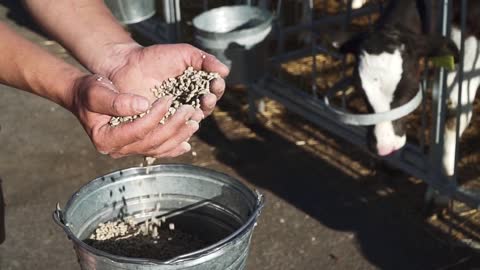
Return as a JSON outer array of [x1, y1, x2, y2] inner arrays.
[[192, 5, 273, 40], [53, 164, 265, 265]]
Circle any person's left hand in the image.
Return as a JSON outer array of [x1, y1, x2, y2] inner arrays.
[[98, 43, 229, 117], [67, 74, 202, 158]]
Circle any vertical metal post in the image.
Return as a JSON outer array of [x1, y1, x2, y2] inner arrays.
[[452, 0, 468, 184], [162, 0, 181, 42], [428, 0, 452, 194], [275, 0, 285, 55], [340, 0, 353, 108], [203, 0, 208, 11], [420, 69, 428, 152], [309, 0, 318, 99]]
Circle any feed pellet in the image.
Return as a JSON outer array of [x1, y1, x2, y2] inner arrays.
[[109, 67, 219, 126]]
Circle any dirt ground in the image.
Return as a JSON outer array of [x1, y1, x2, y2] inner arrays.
[[0, 1, 479, 270]]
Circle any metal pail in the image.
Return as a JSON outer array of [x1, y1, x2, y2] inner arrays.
[[193, 6, 273, 85], [104, 0, 156, 24], [53, 164, 264, 270]]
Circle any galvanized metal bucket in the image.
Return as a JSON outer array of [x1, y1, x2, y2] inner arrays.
[[53, 164, 264, 270], [193, 6, 273, 85], [104, 0, 156, 24]]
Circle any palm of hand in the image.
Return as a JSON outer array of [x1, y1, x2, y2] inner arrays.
[[108, 44, 226, 104], [108, 45, 186, 102]]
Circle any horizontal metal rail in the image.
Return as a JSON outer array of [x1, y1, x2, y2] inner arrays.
[[250, 75, 480, 208]]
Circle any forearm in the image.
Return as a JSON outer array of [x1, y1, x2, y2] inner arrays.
[[0, 23, 83, 109], [23, 0, 139, 76]]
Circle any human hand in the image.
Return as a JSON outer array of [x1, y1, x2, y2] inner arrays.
[[67, 74, 203, 158], [97, 43, 229, 117]]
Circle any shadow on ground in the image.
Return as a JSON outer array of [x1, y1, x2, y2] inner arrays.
[[197, 90, 480, 270], [1, 0, 47, 36]]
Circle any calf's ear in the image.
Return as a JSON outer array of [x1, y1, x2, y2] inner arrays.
[[418, 35, 460, 62]]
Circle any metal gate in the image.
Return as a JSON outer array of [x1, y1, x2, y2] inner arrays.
[[249, 0, 480, 209], [128, 0, 480, 209]]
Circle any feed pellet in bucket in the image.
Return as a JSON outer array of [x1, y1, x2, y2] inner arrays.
[[86, 215, 211, 261]]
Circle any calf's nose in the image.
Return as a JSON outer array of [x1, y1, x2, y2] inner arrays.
[[377, 145, 395, 156]]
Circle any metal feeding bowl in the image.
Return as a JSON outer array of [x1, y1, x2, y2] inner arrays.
[[324, 77, 423, 126], [193, 5, 273, 85]]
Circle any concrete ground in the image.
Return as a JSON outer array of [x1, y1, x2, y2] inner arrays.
[[0, 2, 478, 270]]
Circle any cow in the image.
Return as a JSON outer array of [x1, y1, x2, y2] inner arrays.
[[335, 0, 480, 176]]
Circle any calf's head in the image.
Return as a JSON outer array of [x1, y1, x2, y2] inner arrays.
[[337, 26, 459, 156]]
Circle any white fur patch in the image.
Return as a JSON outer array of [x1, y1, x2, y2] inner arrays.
[[374, 122, 407, 156], [442, 27, 480, 175], [359, 49, 404, 112], [358, 49, 406, 155], [350, 0, 367, 9]]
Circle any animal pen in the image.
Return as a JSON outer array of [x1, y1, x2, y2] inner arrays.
[[131, 0, 480, 209]]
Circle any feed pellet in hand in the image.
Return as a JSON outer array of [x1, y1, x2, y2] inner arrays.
[[109, 67, 219, 126]]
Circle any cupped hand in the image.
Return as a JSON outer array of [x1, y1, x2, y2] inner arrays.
[[100, 43, 229, 117], [67, 74, 203, 158]]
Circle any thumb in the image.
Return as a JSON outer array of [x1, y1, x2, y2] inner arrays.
[[85, 84, 150, 116]]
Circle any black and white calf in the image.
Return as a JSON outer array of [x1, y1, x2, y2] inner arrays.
[[336, 0, 480, 176]]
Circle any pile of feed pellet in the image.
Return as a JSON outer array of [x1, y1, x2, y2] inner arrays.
[[85, 216, 211, 260], [109, 67, 219, 126]]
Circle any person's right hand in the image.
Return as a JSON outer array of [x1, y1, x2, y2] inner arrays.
[[66, 74, 203, 158]]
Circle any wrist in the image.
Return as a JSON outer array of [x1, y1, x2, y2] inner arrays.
[[91, 42, 142, 78], [60, 68, 88, 113]]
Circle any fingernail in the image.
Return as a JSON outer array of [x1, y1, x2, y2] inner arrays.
[[186, 120, 199, 130], [181, 142, 191, 152], [134, 98, 150, 113], [177, 105, 194, 115], [165, 95, 174, 103], [197, 109, 205, 119]]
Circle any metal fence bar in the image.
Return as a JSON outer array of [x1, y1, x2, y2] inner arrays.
[[428, 0, 453, 189], [309, 0, 319, 99], [452, 0, 468, 185]]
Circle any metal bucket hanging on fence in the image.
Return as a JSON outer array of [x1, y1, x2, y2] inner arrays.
[[53, 164, 264, 270], [104, 0, 156, 24], [193, 5, 273, 85]]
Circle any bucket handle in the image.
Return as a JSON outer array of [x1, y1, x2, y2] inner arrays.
[[53, 203, 69, 232]]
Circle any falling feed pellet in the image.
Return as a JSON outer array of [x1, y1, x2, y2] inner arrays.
[[144, 156, 156, 174]]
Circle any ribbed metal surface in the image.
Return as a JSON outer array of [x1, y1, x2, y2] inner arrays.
[[54, 164, 264, 270]]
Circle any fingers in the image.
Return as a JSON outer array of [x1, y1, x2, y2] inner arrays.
[[84, 82, 150, 116], [182, 44, 229, 78], [143, 105, 198, 152], [162, 142, 192, 158], [93, 96, 172, 153], [209, 78, 226, 99], [200, 52, 230, 78], [200, 93, 217, 116], [147, 120, 197, 157], [115, 105, 198, 157], [200, 78, 225, 116], [190, 108, 205, 122]]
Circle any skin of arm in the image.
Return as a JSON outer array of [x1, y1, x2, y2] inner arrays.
[[23, 0, 229, 116], [0, 22, 199, 158]]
